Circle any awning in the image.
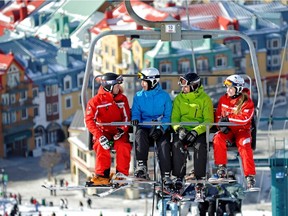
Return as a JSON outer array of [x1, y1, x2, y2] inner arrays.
[[5, 130, 32, 143]]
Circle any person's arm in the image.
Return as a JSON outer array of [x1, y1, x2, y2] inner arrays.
[[119, 95, 131, 133], [171, 96, 181, 132], [85, 98, 101, 139], [160, 93, 172, 131], [193, 95, 214, 135], [131, 95, 141, 122], [228, 99, 254, 125]]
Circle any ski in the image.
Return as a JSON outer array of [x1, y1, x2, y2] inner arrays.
[[244, 187, 261, 192], [93, 184, 142, 197], [112, 173, 156, 184], [155, 186, 183, 202], [42, 184, 87, 191], [208, 177, 237, 184]]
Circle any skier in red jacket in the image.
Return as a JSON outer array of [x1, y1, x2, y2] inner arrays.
[[85, 72, 131, 186], [213, 75, 256, 189]]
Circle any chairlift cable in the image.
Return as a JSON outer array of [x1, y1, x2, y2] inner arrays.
[[268, 30, 288, 131], [185, 0, 197, 74]]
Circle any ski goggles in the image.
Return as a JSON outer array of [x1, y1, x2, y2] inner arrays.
[[178, 76, 189, 87], [223, 79, 234, 87], [102, 75, 123, 85], [137, 72, 160, 80]]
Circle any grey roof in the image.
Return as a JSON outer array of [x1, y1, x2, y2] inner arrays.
[[69, 110, 85, 130]]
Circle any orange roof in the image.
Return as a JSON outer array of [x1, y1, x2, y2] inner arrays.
[[0, 53, 24, 74]]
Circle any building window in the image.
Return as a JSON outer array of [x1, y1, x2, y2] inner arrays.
[[46, 86, 52, 96], [105, 45, 108, 54], [47, 104, 52, 115], [77, 72, 84, 88], [1, 94, 9, 105], [267, 38, 280, 49], [52, 102, 59, 114], [33, 88, 38, 97], [7, 70, 20, 88], [21, 109, 28, 120], [2, 113, 8, 124], [65, 96, 72, 109], [52, 84, 58, 96], [79, 94, 82, 106], [178, 60, 190, 73], [160, 62, 171, 74], [197, 58, 209, 72], [20, 91, 27, 100], [267, 55, 281, 67], [34, 107, 39, 116], [10, 94, 16, 104], [11, 112, 16, 123], [64, 76, 72, 91], [161, 80, 171, 91], [215, 55, 227, 67]]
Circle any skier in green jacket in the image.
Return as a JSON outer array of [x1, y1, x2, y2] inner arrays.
[[170, 72, 214, 190]]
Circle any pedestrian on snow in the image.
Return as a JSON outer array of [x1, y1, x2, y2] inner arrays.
[[213, 75, 256, 189], [79, 201, 83, 211], [60, 198, 64, 209], [64, 198, 68, 209], [131, 67, 172, 183], [87, 198, 92, 208], [60, 179, 64, 187], [18, 193, 22, 205], [171, 72, 214, 188], [85, 72, 131, 185], [51, 212, 56, 216]]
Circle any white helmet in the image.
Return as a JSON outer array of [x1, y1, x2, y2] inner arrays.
[[224, 75, 244, 94], [138, 67, 160, 90]]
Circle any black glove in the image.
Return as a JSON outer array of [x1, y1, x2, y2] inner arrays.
[[219, 116, 230, 134], [113, 128, 124, 140], [131, 119, 139, 126], [177, 127, 188, 141], [150, 129, 163, 141], [186, 130, 198, 145]]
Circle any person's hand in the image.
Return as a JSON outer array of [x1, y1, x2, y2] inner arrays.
[[131, 119, 139, 126], [186, 130, 198, 145], [113, 128, 124, 140], [150, 129, 163, 141], [219, 116, 230, 134], [99, 136, 110, 150], [177, 127, 188, 141]]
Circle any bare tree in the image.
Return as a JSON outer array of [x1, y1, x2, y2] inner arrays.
[[40, 151, 62, 181]]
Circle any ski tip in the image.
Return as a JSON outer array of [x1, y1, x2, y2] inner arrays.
[[244, 187, 261, 192]]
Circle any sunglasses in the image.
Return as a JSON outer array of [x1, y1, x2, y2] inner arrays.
[[137, 72, 160, 80], [178, 76, 189, 87], [101, 75, 123, 85]]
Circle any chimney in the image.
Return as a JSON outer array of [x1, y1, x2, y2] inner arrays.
[[105, 8, 113, 19], [251, 15, 258, 30], [19, 3, 28, 21]]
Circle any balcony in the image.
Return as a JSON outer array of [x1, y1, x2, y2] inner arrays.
[[5, 82, 30, 93], [1, 97, 36, 112], [2, 116, 35, 135]]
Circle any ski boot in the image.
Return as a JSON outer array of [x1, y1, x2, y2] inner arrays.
[[162, 176, 173, 189], [174, 178, 184, 191], [246, 175, 256, 189], [134, 165, 149, 180], [216, 165, 227, 179], [194, 183, 205, 202], [185, 170, 196, 181], [86, 175, 111, 187]]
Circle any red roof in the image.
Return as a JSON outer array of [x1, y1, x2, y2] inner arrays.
[[90, 0, 170, 34]]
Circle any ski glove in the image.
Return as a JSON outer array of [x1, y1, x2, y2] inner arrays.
[[186, 130, 198, 145], [113, 128, 124, 140], [178, 127, 188, 141], [131, 119, 139, 126], [99, 135, 110, 150], [150, 129, 163, 141], [219, 116, 230, 134]]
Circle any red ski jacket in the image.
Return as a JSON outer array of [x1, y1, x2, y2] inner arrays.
[[85, 86, 131, 139], [215, 91, 254, 131]]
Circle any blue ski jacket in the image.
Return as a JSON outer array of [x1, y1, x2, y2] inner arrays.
[[131, 84, 172, 131]]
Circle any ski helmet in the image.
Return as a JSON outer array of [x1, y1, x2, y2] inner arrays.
[[178, 72, 201, 92], [137, 67, 160, 90], [101, 72, 123, 92], [224, 75, 244, 95]]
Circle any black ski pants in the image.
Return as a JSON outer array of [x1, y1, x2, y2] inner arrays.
[[172, 132, 207, 179], [135, 127, 171, 177]]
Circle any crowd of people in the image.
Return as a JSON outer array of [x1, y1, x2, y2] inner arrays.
[[84, 68, 258, 215]]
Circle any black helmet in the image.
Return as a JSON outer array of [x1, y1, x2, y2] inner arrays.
[[227, 171, 236, 180], [178, 72, 201, 92], [101, 72, 123, 92]]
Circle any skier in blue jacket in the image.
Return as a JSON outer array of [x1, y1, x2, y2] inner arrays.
[[131, 67, 173, 186]]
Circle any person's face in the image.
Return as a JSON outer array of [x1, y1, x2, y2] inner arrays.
[[182, 85, 191, 94], [141, 80, 148, 91], [226, 86, 236, 97], [112, 84, 121, 94]]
